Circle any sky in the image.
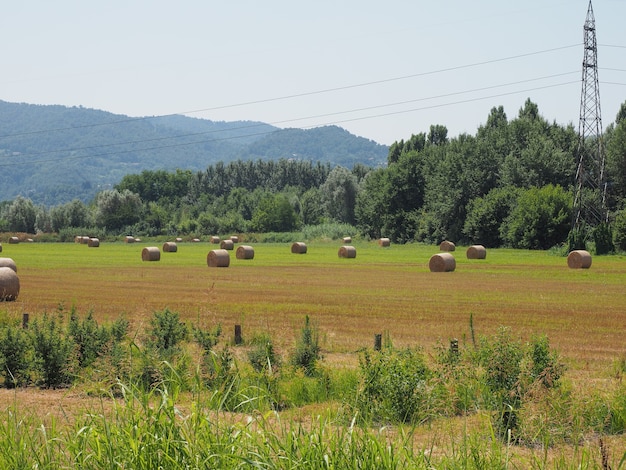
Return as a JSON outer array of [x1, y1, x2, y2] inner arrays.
[[1, 1, 625, 146]]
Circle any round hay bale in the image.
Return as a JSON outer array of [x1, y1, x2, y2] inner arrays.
[[207, 249, 230, 267], [220, 239, 234, 250], [210, 236, 220, 244], [439, 240, 456, 252], [236, 245, 254, 260], [175, 237, 183, 243], [74, 236, 82, 243], [0, 267, 19, 301], [124, 236, 135, 244], [466, 245, 486, 260], [567, 250, 592, 269], [342, 236, 352, 243], [9, 237, 19, 244], [141, 247, 161, 262], [338, 245, 357, 258], [378, 237, 391, 247], [88, 238, 100, 248], [163, 241, 178, 253], [0, 258, 17, 273], [230, 235, 239, 243], [192, 238, 201, 243], [429, 253, 456, 272], [291, 242, 307, 254], [81, 236, 91, 245]]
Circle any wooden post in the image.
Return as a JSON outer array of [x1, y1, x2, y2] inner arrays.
[[234, 324, 242, 345], [374, 333, 382, 351], [22, 313, 29, 329]]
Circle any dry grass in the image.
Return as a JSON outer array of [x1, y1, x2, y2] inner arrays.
[[0, 241, 622, 376]]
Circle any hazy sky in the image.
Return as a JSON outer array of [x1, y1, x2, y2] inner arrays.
[[2, 1, 625, 146]]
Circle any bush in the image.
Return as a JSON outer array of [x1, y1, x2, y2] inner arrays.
[[356, 347, 443, 424], [0, 325, 31, 388], [248, 334, 281, 373], [29, 314, 77, 388], [146, 308, 188, 354], [290, 316, 321, 377]]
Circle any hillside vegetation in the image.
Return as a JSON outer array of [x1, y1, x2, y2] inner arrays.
[[0, 100, 387, 204], [2, 98, 626, 250]]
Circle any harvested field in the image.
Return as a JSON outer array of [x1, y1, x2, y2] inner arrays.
[[1, 241, 625, 373]]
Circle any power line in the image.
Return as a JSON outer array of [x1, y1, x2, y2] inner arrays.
[[0, 79, 580, 168], [0, 71, 579, 163], [0, 44, 581, 140]]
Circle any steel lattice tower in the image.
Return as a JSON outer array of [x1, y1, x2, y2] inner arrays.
[[572, 0, 607, 232]]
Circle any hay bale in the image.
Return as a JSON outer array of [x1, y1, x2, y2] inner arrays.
[[567, 250, 592, 269], [0, 258, 17, 273], [9, 237, 19, 244], [220, 239, 234, 250], [230, 235, 239, 243], [439, 240, 456, 252], [163, 242, 178, 253], [88, 238, 100, 247], [291, 242, 307, 254], [124, 236, 135, 244], [175, 237, 183, 243], [236, 245, 254, 260], [81, 236, 91, 244], [466, 245, 486, 260], [429, 253, 456, 272], [338, 245, 357, 258], [74, 236, 82, 243], [342, 236, 352, 243], [210, 236, 220, 244], [141, 247, 161, 262], [0, 267, 19, 301], [378, 237, 391, 247], [207, 249, 230, 267], [192, 238, 201, 243]]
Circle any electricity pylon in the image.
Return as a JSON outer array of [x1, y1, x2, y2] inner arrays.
[[572, 0, 607, 234]]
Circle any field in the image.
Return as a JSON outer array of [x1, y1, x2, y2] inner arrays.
[[3, 239, 625, 370], [1, 239, 626, 467]]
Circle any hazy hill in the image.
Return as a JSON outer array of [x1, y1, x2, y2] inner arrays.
[[0, 101, 388, 205]]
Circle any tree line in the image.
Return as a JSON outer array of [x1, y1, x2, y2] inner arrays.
[[2, 99, 626, 251]]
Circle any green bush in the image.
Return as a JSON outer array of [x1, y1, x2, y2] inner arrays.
[[146, 308, 188, 354], [248, 334, 281, 373], [29, 314, 77, 388], [0, 325, 31, 388], [356, 347, 443, 424], [290, 316, 321, 377]]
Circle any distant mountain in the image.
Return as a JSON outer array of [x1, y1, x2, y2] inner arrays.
[[0, 101, 388, 205]]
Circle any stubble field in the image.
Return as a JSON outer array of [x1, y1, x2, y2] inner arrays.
[[2, 239, 625, 374]]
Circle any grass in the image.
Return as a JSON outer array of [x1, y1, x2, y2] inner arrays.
[[1, 239, 626, 467]]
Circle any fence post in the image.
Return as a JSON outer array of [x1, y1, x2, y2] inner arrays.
[[234, 324, 242, 345], [22, 313, 29, 329], [450, 338, 459, 356]]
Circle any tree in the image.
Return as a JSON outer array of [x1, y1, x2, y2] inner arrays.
[[502, 184, 572, 249], [6, 196, 36, 233], [463, 186, 520, 247], [320, 166, 359, 225], [94, 189, 142, 231], [250, 193, 299, 232]]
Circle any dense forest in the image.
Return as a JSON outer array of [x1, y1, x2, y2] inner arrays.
[[2, 98, 626, 251], [0, 100, 387, 204]]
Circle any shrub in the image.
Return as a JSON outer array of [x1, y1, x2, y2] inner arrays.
[[0, 325, 31, 388], [29, 314, 77, 388], [355, 347, 444, 424], [593, 222, 614, 255], [248, 334, 281, 373], [68, 308, 112, 368], [290, 316, 321, 377], [146, 308, 188, 354]]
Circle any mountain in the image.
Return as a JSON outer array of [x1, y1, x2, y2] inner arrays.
[[0, 101, 388, 205]]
